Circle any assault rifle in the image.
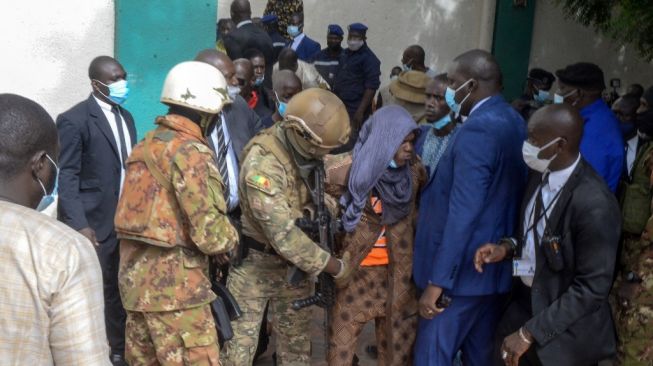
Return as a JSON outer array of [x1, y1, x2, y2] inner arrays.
[[290, 162, 341, 310]]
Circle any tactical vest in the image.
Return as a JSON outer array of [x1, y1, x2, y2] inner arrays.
[[622, 142, 653, 234], [239, 127, 312, 245], [114, 117, 202, 248]]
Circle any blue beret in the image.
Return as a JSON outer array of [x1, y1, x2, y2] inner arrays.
[[261, 14, 278, 24], [327, 24, 344, 36], [348, 23, 368, 33]]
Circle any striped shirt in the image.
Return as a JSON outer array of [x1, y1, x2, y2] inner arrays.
[[0, 201, 110, 365]]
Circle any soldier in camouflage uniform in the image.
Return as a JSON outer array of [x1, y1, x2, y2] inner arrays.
[[114, 61, 238, 366], [221, 88, 352, 366]]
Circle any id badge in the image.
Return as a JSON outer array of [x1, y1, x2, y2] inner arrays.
[[513, 259, 535, 276]]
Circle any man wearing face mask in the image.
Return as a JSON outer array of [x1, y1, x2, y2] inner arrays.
[[115, 61, 238, 365], [415, 74, 460, 179], [285, 11, 320, 62], [332, 22, 381, 153], [311, 24, 344, 89], [235, 58, 272, 118], [245, 48, 277, 115], [475, 104, 620, 366], [261, 69, 302, 128], [413, 49, 527, 366], [554, 62, 623, 192], [512, 68, 555, 121], [56, 55, 137, 366], [0, 94, 110, 365]]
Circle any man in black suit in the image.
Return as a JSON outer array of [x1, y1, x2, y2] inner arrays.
[[224, 0, 274, 89], [474, 104, 620, 366], [56, 56, 137, 366]]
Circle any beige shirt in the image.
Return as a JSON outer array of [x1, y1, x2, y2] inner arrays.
[[0, 201, 110, 365], [273, 60, 330, 90]]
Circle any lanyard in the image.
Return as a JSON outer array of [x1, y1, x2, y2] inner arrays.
[[524, 184, 563, 242]]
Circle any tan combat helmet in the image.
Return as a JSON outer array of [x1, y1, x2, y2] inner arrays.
[[160, 61, 231, 135], [283, 88, 351, 157]]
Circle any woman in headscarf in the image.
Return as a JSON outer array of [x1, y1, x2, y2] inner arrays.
[[325, 105, 426, 366]]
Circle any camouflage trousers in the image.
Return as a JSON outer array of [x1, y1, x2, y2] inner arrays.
[[613, 237, 653, 365], [221, 251, 313, 366], [125, 305, 221, 366]]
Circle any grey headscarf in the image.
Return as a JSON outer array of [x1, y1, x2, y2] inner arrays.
[[340, 105, 418, 232]]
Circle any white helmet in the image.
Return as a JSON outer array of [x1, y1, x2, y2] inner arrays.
[[160, 61, 231, 114]]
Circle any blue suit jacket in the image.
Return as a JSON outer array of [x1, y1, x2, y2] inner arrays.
[[413, 95, 527, 296], [290, 35, 321, 61]]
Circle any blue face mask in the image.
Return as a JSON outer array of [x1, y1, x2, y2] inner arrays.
[[554, 89, 577, 105], [275, 91, 288, 117], [534, 89, 550, 103], [96, 79, 129, 105], [444, 79, 473, 115], [389, 159, 399, 169], [402, 64, 412, 72], [287, 25, 301, 37], [254, 76, 264, 87], [36, 154, 59, 212], [433, 114, 452, 130]]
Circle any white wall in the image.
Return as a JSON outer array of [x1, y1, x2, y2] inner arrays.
[[219, 0, 496, 86], [0, 0, 115, 118], [530, 0, 653, 93]]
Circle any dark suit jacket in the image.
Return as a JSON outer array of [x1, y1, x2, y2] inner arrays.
[[221, 96, 264, 163], [289, 35, 321, 61], [413, 95, 527, 296], [224, 22, 274, 89], [56, 95, 137, 242], [518, 160, 620, 365]]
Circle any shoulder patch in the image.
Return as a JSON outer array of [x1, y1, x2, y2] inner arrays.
[[246, 174, 277, 195]]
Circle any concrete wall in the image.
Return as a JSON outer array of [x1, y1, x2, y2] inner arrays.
[[219, 0, 497, 87], [0, 0, 115, 118], [530, 0, 653, 94]]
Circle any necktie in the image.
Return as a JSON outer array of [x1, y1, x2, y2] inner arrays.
[[111, 106, 129, 169], [214, 120, 231, 203], [532, 173, 549, 247]]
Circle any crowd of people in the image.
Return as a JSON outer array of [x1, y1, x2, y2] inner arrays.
[[1, 0, 653, 366]]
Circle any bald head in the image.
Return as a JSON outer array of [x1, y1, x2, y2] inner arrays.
[[195, 49, 237, 86], [278, 48, 299, 72], [234, 58, 254, 97], [453, 49, 501, 84], [230, 0, 251, 23], [446, 49, 502, 116], [273, 70, 302, 103], [528, 104, 583, 169]]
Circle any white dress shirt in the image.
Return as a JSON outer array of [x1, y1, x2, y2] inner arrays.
[[290, 33, 305, 51], [626, 135, 638, 175], [236, 20, 252, 28], [92, 96, 132, 190], [210, 113, 239, 212], [518, 155, 581, 286]]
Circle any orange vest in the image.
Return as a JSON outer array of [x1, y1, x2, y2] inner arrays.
[[114, 115, 207, 248], [360, 195, 389, 266]]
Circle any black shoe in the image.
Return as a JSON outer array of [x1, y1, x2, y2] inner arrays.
[[110, 354, 128, 366], [365, 345, 378, 359]]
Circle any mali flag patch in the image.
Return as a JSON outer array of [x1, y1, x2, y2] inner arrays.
[[247, 174, 274, 194]]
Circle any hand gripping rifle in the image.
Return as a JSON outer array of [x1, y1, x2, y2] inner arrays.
[[289, 162, 340, 310]]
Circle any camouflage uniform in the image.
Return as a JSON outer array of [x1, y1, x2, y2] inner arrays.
[[115, 114, 238, 366], [221, 125, 331, 366], [614, 142, 653, 365]]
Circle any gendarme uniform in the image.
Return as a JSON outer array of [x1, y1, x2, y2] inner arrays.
[[222, 88, 350, 366], [114, 62, 238, 366]]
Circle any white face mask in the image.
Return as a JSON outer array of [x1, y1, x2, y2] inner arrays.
[[522, 137, 561, 173], [227, 85, 241, 100], [347, 39, 364, 51]]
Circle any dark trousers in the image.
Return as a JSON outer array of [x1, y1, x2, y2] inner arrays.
[[414, 294, 504, 366], [97, 232, 127, 355]]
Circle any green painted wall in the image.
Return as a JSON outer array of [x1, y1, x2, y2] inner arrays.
[[492, 0, 536, 102], [115, 0, 217, 139]]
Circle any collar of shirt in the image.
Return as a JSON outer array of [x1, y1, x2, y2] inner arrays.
[[236, 20, 252, 28], [468, 96, 492, 117], [92, 94, 113, 112], [546, 154, 581, 193], [291, 33, 305, 50]]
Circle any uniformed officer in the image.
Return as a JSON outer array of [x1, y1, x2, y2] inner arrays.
[[222, 88, 352, 366], [332, 22, 381, 152], [114, 61, 238, 366], [311, 24, 344, 89]]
